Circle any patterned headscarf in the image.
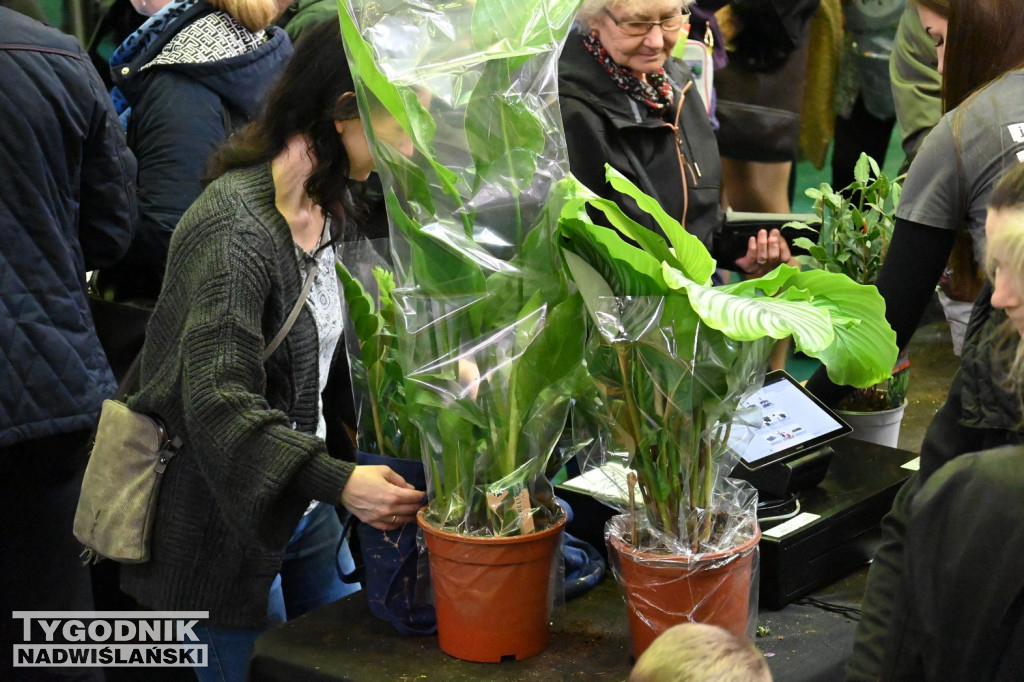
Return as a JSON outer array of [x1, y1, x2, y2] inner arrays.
[[582, 32, 674, 114]]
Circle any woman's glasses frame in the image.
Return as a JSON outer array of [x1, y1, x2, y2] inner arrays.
[[602, 7, 689, 36]]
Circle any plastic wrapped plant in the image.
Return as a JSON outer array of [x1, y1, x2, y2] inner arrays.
[[560, 165, 899, 554], [338, 0, 587, 537]]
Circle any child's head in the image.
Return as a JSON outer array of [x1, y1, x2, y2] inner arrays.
[[629, 623, 772, 682]]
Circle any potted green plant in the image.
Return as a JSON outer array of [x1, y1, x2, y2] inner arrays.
[[339, 0, 586, 662], [787, 152, 909, 445], [557, 165, 899, 656], [333, 242, 437, 635]]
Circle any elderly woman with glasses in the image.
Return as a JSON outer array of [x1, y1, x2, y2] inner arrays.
[[558, 0, 794, 275]]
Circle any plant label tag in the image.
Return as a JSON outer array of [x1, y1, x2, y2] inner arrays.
[[762, 512, 821, 539], [486, 483, 535, 535]]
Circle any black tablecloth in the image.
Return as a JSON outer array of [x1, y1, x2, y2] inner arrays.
[[249, 564, 867, 682]]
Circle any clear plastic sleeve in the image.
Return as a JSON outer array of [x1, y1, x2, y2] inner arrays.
[[339, 0, 585, 537], [605, 513, 761, 644], [395, 290, 586, 536], [573, 296, 769, 556], [336, 238, 420, 460]]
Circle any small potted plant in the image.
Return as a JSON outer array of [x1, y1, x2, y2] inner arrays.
[[339, 0, 586, 662], [786, 152, 909, 445], [558, 166, 898, 657], [334, 242, 436, 635]]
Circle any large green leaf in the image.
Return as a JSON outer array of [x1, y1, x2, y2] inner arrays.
[[376, 146, 435, 215], [665, 263, 836, 352], [560, 217, 665, 296], [385, 190, 486, 296], [339, 6, 435, 150], [470, 0, 579, 56], [561, 250, 613, 329], [511, 293, 585, 417], [604, 166, 715, 284], [780, 269, 897, 387], [465, 60, 546, 192], [663, 262, 896, 387]]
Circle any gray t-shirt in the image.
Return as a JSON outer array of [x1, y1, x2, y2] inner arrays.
[[896, 70, 1024, 261]]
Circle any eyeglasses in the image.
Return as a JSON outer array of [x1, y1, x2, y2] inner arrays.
[[603, 7, 689, 36]]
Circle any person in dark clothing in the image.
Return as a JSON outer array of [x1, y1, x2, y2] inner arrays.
[[808, 0, 1024, 410], [558, 0, 796, 276], [97, 0, 292, 303], [0, 7, 136, 679], [835, 3, 1024, 676], [120, 20, 423, 681], [874, 163, 1024, 681]]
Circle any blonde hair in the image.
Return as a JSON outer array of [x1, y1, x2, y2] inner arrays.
[[629, 623, 773, 682], [985, 204, 1024, 395], [206, 0, 280, 32], [577, 0, 691, 26]]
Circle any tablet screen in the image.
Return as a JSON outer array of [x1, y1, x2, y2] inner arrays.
[[733, 370, 851, 469]]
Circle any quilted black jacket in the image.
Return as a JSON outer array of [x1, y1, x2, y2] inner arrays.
[[0, 8, 137, 448]]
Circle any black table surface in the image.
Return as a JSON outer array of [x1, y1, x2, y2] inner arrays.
[[249, 562, 867, 682]]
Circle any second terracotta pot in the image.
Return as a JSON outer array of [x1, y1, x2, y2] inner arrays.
[[607, 526, 761, 658]]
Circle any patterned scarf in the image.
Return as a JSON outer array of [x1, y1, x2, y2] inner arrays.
[[109, 0, 198, 129], [582, 33, 673, 114]]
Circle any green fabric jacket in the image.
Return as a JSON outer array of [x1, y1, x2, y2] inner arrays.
[[277, 0, 338, 43], [122, 162, 355, 627], [889, 4, 942, 162]]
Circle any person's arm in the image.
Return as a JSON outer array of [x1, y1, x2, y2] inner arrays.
[[805, 217, 955, 406], [889, 4, 942, 163], [166, 206, 351, 547], [171, 201, 422, 546], [77, 39, 137, 270]]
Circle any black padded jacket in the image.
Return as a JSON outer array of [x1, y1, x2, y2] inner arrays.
[[557, 29, 724, 251]]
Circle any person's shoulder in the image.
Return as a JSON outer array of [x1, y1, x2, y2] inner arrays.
[[957, 70, 1024, 121], [914, 445, 1024, 513], [184, 164, 280, 239], [664, 55, 695, 88], [0, 7, 87, 59]]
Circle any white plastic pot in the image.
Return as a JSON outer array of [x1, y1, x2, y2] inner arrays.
[[836, 400, 908, 449]]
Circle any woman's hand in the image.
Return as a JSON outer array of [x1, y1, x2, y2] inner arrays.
[[735, 228, 800, 278], [340, 465, 426, 530]]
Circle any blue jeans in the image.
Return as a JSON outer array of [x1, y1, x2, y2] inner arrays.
[[192, 503, 360, 682]]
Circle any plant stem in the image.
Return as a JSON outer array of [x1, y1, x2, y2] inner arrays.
[[615, 343, 642, 455], [370, 388, 385, 455], [687, 408, 701, 552], [504, 397, 520, 478]]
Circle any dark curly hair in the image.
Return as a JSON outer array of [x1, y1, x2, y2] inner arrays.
[[206, 18, 361, 221]]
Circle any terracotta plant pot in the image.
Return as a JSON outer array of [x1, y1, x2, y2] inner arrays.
[[607, 526, 761, 658], [417, 509, 566, 662]]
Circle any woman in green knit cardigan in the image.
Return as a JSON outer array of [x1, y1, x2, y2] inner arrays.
[[120, 19, 423, 681]]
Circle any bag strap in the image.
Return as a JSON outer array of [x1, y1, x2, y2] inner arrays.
[[262, 257, 318, 362], [112, 252, 319, 452], [336, 515, 365, 585]]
